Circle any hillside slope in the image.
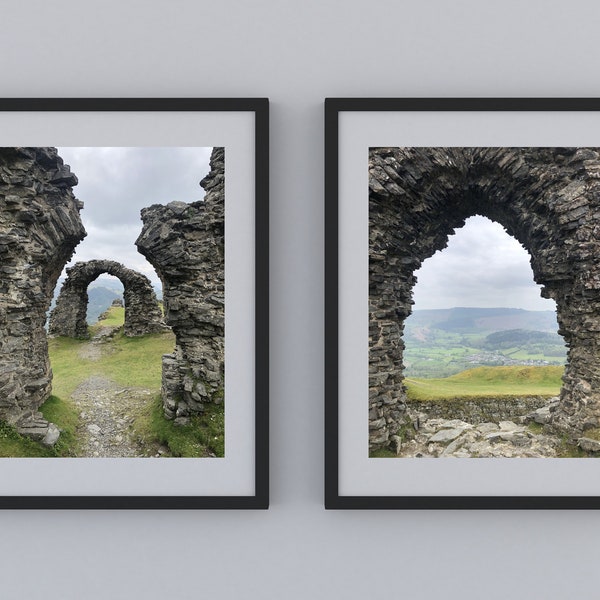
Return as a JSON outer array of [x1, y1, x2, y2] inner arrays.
[[403, 307, 567, 378]]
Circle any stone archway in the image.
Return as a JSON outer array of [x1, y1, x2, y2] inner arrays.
[[0, 147, 86, 442], [49, 260, 165, 338], [136, 147, 224, 422], [368, 147, 600, 450]]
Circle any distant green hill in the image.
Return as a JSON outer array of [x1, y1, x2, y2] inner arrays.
[[403, 307, 567, 378], [406, 307, 559, 336], [482, 328, 564, 350]]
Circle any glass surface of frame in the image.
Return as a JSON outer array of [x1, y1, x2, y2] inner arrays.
[[325, 98, 600, 509], [0, 98, 269, 509]]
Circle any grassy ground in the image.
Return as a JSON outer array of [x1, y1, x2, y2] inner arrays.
[[404, 365, 563, 401], [0, 393, 80, 457], [92, 306, 125, 328], [134, 395, 225, 457], [0, 306, 225, 457]]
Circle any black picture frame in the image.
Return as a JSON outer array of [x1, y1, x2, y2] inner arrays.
[[0, 98, 269, 509], [325, 97, 600, 509]]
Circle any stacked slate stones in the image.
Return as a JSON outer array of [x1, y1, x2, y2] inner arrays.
[[0, 147, 85, 444], [137, 147, 225, 424]]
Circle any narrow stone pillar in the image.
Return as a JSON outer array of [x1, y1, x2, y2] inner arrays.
[[368, 237, 412, 449], [551, 285, 600, 434], [0, 147, 86, 442], [136, 148, 225, 423]]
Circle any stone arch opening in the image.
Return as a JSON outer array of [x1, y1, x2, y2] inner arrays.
[[49, 259, 165, 338], [412, 215, 556, 313], [404, 215, 565, 379], [369, 147, 600, 450]]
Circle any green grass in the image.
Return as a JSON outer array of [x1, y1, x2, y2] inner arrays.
[[133, 394, 225, 457], [39, 395, 80, 455], [370, 447, 396, 458], [92, 306, 125, 328], [0, 394, 80, 457], [48, 321, 175, 398], [100, 332, 173, 389], [405, 365, 564, 401], [0, 420, 55, 457], [48, 335, 101, 398]]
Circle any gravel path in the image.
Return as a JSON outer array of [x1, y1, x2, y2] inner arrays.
[[71, 326, 166, 458], [71, 375, 157, 457], [77, 325, 118, 361]]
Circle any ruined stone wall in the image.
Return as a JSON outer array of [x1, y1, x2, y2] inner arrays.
[[369, 147, 600, 449], [406, 396, 550, 426], [0, 147, 85, 441], [136, 147, 224, 422], [49, 259, 165, 338]]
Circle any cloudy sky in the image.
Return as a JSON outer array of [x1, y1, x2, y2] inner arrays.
[[57, 147, 212, 288], [411, 215, 557, 312]]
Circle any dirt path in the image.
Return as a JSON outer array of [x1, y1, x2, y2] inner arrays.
[[70, 326, 164, 458], [76, 325, 118, 361], [72, 375, 157, 457]]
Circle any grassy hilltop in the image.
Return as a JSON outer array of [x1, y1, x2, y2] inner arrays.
[[404, 365, 563, 401]]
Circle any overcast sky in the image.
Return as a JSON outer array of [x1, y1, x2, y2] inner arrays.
[[57, 147, 212, 288], [411, 215, 557, 312]]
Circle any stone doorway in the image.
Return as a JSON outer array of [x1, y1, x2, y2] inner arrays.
[[49, 259, 165, 339], [368, 147, 600, 450]]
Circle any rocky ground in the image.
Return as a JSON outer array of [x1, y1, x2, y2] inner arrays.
[[397, 417, 561, 458], [393, 397, 600, 458], [72, 374, 159, 457], [71, 325, 169, 458]]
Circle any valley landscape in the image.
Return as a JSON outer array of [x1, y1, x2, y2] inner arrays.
[[403, 306, 566, 381]]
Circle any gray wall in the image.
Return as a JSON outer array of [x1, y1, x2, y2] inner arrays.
[[2, 1, 600, 598]]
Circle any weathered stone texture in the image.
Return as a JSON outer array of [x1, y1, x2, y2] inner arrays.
[[136, 147, 224, 421], [369, 147, 600, 449], [407, 396, 550, 426], [49, 260, 165, 338], [0, 147, 85, 438], [396, 417, 562, 458]]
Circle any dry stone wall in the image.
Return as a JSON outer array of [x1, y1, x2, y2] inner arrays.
[[406, 396, 550, 426], [0, 147, 85, 442], [136, 147, 225, 422], [49, 260, 165, 338], [369, 147, 600, 450]]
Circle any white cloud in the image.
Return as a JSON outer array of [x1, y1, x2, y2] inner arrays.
[[411, 215, 557, 311], [56, 147, 212, 287]]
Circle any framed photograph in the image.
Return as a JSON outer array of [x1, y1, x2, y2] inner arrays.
[[0, 98, 268, 509], [325, 98, 600, 509]]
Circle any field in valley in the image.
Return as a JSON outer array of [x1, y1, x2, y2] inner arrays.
[[403, 307, 567, 379]]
